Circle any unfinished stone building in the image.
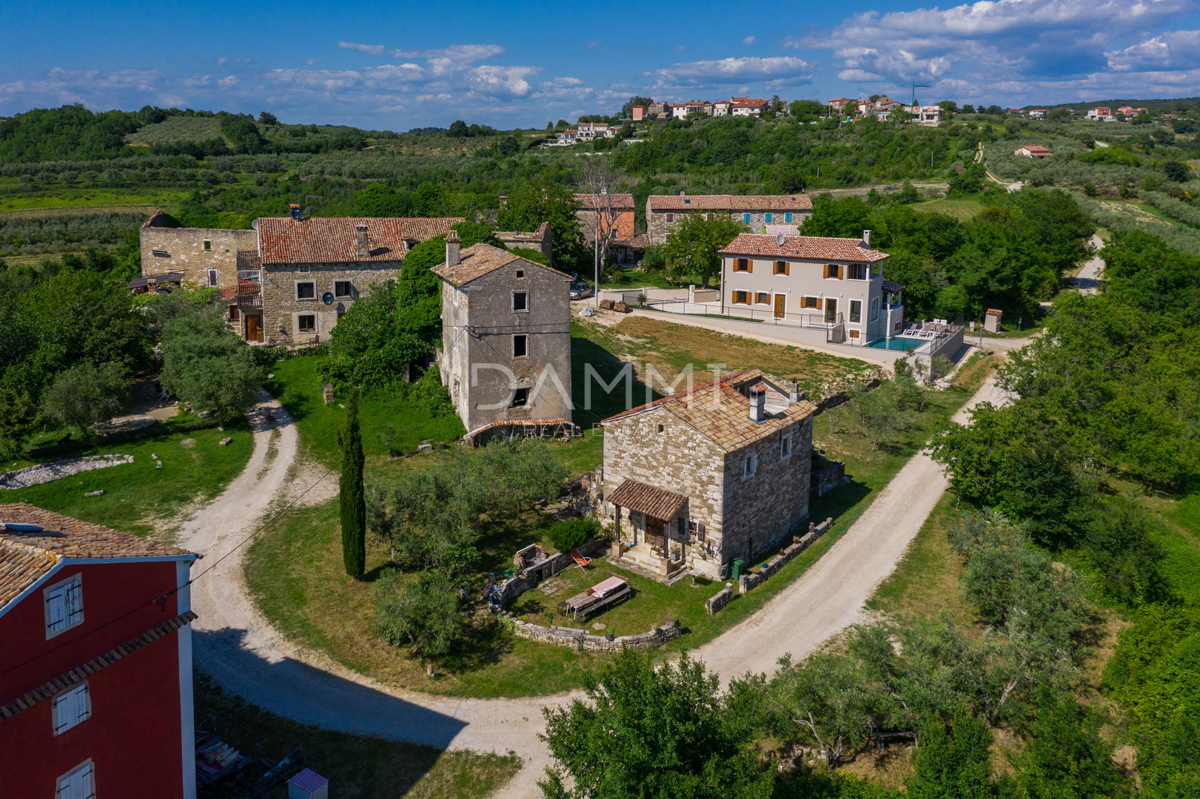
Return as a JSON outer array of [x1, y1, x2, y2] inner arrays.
[[601, 369, 816, 581], [494, 222, 553, 267], [645, 194, 814, 245], [433, 234, 574, 436], [139, 211, 256, 289]]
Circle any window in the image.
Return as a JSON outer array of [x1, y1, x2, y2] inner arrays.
[[742, 213, 751, 223], [334, 281, 352, 298], [755, 292, 770, 305], [53, 683, 91, 735], [45, 574, 83, 638], [203, 239, 212, 251], [511, 387, 530, 407], [56, 760, 94, 799], [296, 281, 315, 300], [665, 213, 674, 223], [206, 268, 218, 287], [515, 269, 524, 279], [229, 305, 239, 322], [657, 423, 665, 434], [870, 297, 880, 322], [513, 334, 528, 358], [765, 212, 774, 223], [785, 212, 793, 223], [802, 296, 821, 310], [849, 329, 860, 338], [781, 435, 792, 458], [848, 263, 869, 280], [733, 258, 751, 272], [297, 315, 316, 334], [512, 291, 529, 312], [824, 264, 843, 279], [773, 261, 789, 275], [745, 454, 757, 476], [850, 299, 862, 323], [732, 290, 750, 305]]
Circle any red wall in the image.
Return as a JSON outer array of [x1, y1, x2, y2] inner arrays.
[[0, 631, 184, 798], [0, 560, 181, 703]]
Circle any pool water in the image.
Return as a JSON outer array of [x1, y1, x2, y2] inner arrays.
[[866, 337, 928, 352]]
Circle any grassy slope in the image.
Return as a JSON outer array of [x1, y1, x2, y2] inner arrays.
[[125, 116, 224, 146], [910, 198, 986, 220]]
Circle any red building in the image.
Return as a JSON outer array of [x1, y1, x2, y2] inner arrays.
[[0, 504, 198, 799]]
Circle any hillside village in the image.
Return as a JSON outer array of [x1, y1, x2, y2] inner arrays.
[[1, 85, 1199, 799]]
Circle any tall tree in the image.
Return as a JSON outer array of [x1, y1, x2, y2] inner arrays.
[[659, 213, 747, 288], [340, 388, 366, 578], [496, 182, 586, 271]]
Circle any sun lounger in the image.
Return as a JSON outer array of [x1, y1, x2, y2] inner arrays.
[[570, 549, 592, 569]]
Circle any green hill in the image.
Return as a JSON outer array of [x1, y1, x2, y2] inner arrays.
[[126, 116, 224, 147]]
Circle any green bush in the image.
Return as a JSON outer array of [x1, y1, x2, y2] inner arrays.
[[547, 518, 602, 553]]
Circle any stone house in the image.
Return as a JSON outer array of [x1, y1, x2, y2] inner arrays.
[[601, 369, 816, 581], [139, 211, 256, 290], [495, 222, 554, 267], [645, 193, 814, 245], [433, 235, 574, 435], [718, 232, 902, 344]]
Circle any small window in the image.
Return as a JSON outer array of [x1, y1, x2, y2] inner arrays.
[[849, 329, 860, 338], [56, 760, 94, 799], [513, 291, 529, 313], [334, 281, 352, 298], [802, 296, 821, 310], [732, 290, 750, 305], [665, 213, 674, 223], [765, 212, 774, 223], [781, 435, 792, 458], [297, 264, 310, 273], [203, 239, 212, 251], [515, 269, 524, 279], [511, 387, 530, 407], [513, 334, 528, 358], [733, 258, 751, 273], [773, 261, 789, 275], [53, 683, 91, 736], [298, 315, 316, 333], [657, 423, 665, 433], [850, 299, 862, 323], [745, 454, 757, 476], [45, 574, 83, 638], [207, 268, 218, 287], [870, 298, 880, 321], [824, 264, 842, 279], [755, 292, 770, 305], [742, 213, 751, 223], [849, 263, 869, 280], [785, 212, 793, 223], [296, 281, 315, 300]]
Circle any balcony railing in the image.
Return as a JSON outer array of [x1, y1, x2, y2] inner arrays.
[[235, 280, 262, 309]]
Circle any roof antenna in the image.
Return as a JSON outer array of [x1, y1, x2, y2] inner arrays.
[[776, 233, 785, 246]]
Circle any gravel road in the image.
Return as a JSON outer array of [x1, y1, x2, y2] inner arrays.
[[181, 377, 1011, 797]]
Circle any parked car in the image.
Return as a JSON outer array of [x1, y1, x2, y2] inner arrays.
[[570, 281, 593, 300]]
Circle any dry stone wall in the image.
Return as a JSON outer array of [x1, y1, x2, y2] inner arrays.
[[501, 615, 681, 652], [737, 517, 832, 594]]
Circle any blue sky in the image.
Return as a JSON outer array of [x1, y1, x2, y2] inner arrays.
[[4, 0, 1200, 129]]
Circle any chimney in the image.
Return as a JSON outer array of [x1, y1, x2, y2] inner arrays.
[[355, 224, 370, 259], [679, 190, 686, 196], [863, 229, 872, 247], [788, 381, 803, 404], [289, 203, 302, 221], [749, 384, 766, 424], [446, 230, 461, 268]]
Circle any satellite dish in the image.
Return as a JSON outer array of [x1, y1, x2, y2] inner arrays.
[[251, 219, 259, 231], [776, 233, 786, 246], [322, 292, 334, 305]]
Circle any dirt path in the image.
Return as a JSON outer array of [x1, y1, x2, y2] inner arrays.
[[1066, 234, 1105, 294], [183, 377, 1010, 797]]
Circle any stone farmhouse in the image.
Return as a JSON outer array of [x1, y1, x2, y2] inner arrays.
[[140, 208, 461, 345], [646, 193, 814, 245], [719, 232, 903, 344], [601, 369, 816, 581], [433, 234, 574, 437]]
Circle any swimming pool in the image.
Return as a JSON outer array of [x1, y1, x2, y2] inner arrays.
[[866, 337, 929, 352]]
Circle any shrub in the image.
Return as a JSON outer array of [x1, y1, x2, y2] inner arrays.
[[547, 518, 602, 553]]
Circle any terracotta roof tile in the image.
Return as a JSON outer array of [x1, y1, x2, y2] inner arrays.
[[0, 504, 193, 611], [607, 479, 687, 521], [603, 369, 816, 452], [432, 243, 572, 287], [649, 194, 813, 212], [720, 233, 890, 263], [256, 217, 462, 265]]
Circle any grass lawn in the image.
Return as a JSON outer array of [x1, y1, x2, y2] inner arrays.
[[244, 345, 1000, 698], [910, 198, 986, 220], [598, 269, 708, 290], [194, 670, 521, 799], [3, 414, 254, 539]]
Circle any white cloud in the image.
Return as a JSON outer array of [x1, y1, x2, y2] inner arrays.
[[217, 75, 240, 89], [646, 56, 814, 88], [838, 68, 885, 82], [1107, 30, 1200, 70], [742, 36, 756, 45], [337, 42, 505, 62]]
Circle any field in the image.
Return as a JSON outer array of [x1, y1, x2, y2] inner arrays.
[[910, 197, 986, 220], [126, 116, 225, 147]]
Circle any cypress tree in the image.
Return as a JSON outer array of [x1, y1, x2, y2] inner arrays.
[[339, 388, 366, 577]]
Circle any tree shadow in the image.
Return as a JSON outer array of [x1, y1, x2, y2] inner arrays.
[[570, 332, 661, 428]]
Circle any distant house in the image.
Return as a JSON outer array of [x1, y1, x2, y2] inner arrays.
[[1116, 106, 1136, 118], [631, 106, 647, 121], [574, 193, 636, 246], [874, 96, 902, 111], [679, 100, 713, 117], [731, 98, 769, 117], [1027, 109, 1049, 119], [1014, 145, 1053, 158], [648, 102, 672, 119], [904, 105, 942, 125], [1008, 108, 1025, 115], [1087, 107, 1113, 121], [577, 123, 618, 140], [827, 97, 854, 114], [0, 504, 199, 799], [712, 100, 733, 116], [1162, 113, 1178, 119], [645, 194, 814, 245], [557, 129, 579, 145], [433, 235, 574, 437]]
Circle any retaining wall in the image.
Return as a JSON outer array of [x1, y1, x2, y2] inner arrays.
[[738, 518, 833, 594], [501, 615, 681, 652], [486, 536, 610, 608], [705, 583, 735, 615]]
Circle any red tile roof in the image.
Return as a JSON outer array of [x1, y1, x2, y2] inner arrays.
[[720, 233, 890, 263], [255, 217, 462, 265], [607, 479, 687, 521], [603, 369, 816, 452], [649, 194, 813, 211], [0, 504, 194, 611]]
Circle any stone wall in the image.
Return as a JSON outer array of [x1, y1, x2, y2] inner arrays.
[[139, 219, 256, 288], [737, 517, 832, 594], [259, 261, 401, 346], [501, 615, 681, 652], [812, 462, 849, 497], [705, 583, 735, 615], [646, 207, 813, 246], [485, 537, 609, 609]]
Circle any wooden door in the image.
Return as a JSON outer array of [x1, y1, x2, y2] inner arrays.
[[773, 294, 786, 319], [245, 314, 263, 343], [824, 298, 838, 324], [645, 517, 666, 555]]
